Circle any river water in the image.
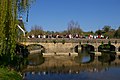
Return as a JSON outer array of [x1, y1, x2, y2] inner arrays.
[[23, 67, 120, 80], [22, 51, 120, 80]]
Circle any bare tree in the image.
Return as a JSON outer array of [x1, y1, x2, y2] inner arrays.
[[29, 25, 44, 35], [67, 20, 83, 35]]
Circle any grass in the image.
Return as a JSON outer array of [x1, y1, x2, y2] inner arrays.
[[0, 67, 22, 80]]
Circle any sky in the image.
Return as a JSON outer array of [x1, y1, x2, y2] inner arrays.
[[23, 0, 120, 32]]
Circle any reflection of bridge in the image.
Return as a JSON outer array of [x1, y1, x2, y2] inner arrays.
[[20, 39, 120, 54], [93, 53, 120, 64], [23, 53, 120, 73]]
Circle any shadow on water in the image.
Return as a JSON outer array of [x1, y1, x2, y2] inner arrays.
[[28, 53, 45, 66], [98, 51, 116, 65]]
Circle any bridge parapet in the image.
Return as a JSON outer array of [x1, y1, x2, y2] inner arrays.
[[20, 38, 120, 43], [20, 39, 120, 53]]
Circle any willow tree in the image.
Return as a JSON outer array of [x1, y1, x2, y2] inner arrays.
[[0, 0, 35, 65]]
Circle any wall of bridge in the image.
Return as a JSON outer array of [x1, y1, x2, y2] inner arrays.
[[21, 41, 120, 53], [21, 42, 77, 53]]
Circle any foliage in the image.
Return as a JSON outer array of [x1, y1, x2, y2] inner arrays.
[[115, 40, 117, 44], [83, 31, 94, 35], [101, 41, 104, 45], [26, 23, 120, 39], [95, 29, 103, 35], [79, 41, 81, 45], [0, 0, 34, 69], [28, 25, 44, 36], [108, 41, 111, 45], [53, 40, 57, 44], [87, 40, 89, 43], [102, 25, 111, 32], [61, 39, 65, 44], [114, 27, 120, 38], [98, 43, 114, 52], [104, 31, 115, 38], [0, 44, 29, 71], [0, 67, 22, 80]]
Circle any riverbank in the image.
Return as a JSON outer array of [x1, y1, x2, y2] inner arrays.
[[0, 67, 22, 80]]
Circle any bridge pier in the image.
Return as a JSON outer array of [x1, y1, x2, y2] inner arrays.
[[20, 39, 120, 55], [78, 45, 82, 52], [95, 48, 98, 52], [115, 47, 119, 52]]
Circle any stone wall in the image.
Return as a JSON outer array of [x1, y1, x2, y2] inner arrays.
[[21, 39, 120, 53]]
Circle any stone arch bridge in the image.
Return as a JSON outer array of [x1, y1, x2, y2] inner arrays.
[[20, 39, 120, 54]]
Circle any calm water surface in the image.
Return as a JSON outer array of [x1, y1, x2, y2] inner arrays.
[[23, 67, 120, 80], [23, 51, 120, 80]]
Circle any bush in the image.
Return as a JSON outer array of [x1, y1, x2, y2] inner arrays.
[[115, 40, 117, 44], [62, 39, 65, 44], [53, 40, 57, 44], [0, 67, 22, 80], [79, 41, 81, 45]]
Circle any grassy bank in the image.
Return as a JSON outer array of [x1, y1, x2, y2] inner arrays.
[[0, 67, 22, 80]]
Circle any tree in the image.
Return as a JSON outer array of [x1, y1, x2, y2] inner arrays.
[[95, 29, 103, 35], [29, 25, 44, 36], [114, 27, 120, 38], [102, 25, 111, 32], [0, 0, 35, 65], [67, 20, 83, 35]]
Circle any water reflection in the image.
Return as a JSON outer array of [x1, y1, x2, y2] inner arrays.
[[28, 53, 44, 66], [74, 50, 94, 64], [23, 67, 120, 80], [98, 51, 116, 64], [23, 51, 120, 80]]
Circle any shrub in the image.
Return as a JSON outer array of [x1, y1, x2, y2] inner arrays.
[[0, 67, 22, 80], [53, 40, 56, 44], [62, 39, 65, 44]]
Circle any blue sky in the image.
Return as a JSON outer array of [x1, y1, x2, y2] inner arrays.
[[23, 0, 120, 32]]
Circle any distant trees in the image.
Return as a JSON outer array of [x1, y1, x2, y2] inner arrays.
[[28, 25, 44, 36], [27, 21, 120, 39], [102, 26, 111, 33], [94, 25, 119, 38], [67, 20, 83, 35], [95, 29, 103, 35], [102, 26, 115, 38], [27, 20, 83, 38], [114, 27, 120, 38]]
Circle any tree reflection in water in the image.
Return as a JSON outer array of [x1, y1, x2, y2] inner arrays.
[[98, 51, 116, 65], [22, 51, 120, 80], [28, 53, 44, 66]]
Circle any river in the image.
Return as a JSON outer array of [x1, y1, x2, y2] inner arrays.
[[22, 51, 120, 80]]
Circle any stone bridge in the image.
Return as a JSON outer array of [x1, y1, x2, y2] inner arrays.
[[20, 39, 120, 53]]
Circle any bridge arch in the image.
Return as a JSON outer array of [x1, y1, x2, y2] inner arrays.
[[98, 44, 116, 52], [74, 44, 95, 53], [74, 45, 81, 53], [119, 46, 120, 52], [87, 44, 95, 52], [27, 44, 45, 53], [16, 44, 30, 57]]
